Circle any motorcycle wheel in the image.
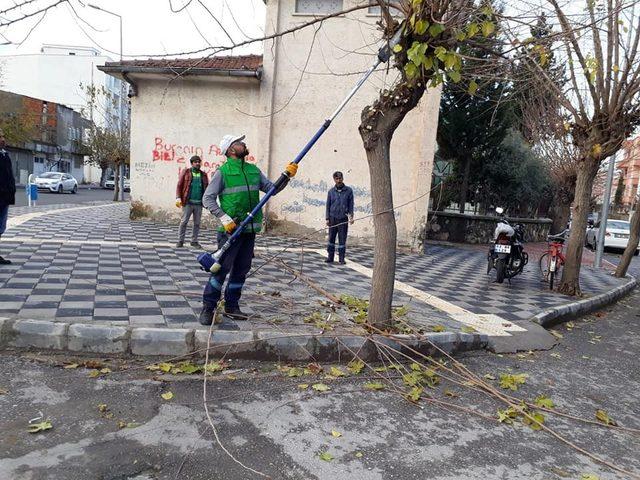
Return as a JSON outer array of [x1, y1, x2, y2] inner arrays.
[[496, 258, 506, 284]]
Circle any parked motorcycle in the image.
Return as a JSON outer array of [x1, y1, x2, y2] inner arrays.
[[487, 207, 529, 283]]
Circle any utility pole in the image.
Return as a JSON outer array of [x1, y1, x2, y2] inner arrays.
[[595, 152, 617, 267]]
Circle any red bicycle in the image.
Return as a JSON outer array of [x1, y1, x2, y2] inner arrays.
[[539, 230, 568, 290]]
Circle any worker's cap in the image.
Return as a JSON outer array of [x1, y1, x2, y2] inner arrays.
[[219, 134, 246, 156]]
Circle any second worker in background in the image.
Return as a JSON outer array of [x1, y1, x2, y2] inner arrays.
[[325, 171, 354, 264]]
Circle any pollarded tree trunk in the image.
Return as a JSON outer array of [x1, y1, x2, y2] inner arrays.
[[615, 197, 640, 278], [550, 177, 575, 234], [359, 82, 425, 328], [558, 159, 599, 296], [113, 160, 120, 202]]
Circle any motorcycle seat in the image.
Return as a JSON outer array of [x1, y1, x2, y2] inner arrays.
[[547, 233, 566, 243]]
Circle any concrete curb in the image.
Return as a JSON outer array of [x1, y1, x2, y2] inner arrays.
[[0, 317, 489, 361], [531, 275, 637, 328]]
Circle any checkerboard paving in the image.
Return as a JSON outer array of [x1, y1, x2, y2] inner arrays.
[[0, 203, 630, 333]]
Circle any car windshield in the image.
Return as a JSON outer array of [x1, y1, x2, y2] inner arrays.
[[38, 172, 62, 179], [607, 220, 630, 231]]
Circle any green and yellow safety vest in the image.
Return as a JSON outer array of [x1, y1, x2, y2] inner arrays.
[[218, 157, 263, 233]]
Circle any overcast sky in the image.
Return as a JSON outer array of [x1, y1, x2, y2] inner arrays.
[[0, 0, 266, 59]]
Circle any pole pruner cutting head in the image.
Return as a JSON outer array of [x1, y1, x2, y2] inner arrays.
[[377, 22, 405, 63]]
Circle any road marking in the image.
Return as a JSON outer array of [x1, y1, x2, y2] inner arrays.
[[304, 248, 526, 337]]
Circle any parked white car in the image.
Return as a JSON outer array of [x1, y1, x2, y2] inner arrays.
[[586, 219, 639, 253], [35, 172, 78, 194], [104, 176, 130, 192]]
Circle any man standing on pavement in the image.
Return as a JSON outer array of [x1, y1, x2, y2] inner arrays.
[[325, 171, 354, 264], [0, 129, 16, 265], [175, 155, 208, 248], [200, 134, 298, 327]]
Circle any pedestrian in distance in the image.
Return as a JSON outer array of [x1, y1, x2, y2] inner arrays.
[[200, 134, 298, 329], [175, 155, 208, 248], [0, 128, 16, 265], [325, 171, 354, 264]]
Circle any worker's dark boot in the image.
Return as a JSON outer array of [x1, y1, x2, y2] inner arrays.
[[199, 306, 216, 326], [0, 256, 11, 265], [224, 306, 249, 320], [325, 253, 334, 263], [338, 257, 346, 265], [190, 241, 202, 249], [176, 241, 184, 248]]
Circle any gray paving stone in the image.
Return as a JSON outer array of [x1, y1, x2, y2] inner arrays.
[[129, 315, 166, 326], [68, 323, 129, 353], [2, 319, 67, 350], [130, 327, 193, 356]]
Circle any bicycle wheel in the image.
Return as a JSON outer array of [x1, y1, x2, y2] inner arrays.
[[539, 252, 550, 281]]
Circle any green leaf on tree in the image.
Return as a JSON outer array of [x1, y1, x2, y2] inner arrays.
[[468, 80, 479, 95], [448, 70, 461, 83], [415, 19, 429, 35], [392, 44, 403, 53], [467, 23, 480, 37], [429, 23, 446, 37], [481, 21, 495, 37], [404, 62, 419, 79]]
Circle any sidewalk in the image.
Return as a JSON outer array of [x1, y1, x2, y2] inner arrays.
[[0, 203, 635, 358]]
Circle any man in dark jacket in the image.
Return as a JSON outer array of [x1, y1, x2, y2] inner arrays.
[[325, 171, 354, 264], [175, 155, 209, 248], [0, 129, 16, 265]]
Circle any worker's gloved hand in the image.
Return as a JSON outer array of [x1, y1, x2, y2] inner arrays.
[[284, 163, 298, 178], [220, 214, 237, 234], [349, 215, 355, 225], [175, 198, 182, 208]]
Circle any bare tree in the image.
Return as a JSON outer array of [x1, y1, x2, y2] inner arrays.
[[616, 194, 640, 276], [508, 0, 640, 295]]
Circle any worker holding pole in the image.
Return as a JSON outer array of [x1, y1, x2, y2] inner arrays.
[[200, 134, 298, 328]]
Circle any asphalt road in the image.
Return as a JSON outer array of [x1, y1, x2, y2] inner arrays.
[[13, 187, 129, 207], [1, 289, 639, 479], [603, 249, 640, 278]]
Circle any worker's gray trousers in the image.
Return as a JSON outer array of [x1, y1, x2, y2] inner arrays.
[[178, 203, 202, 243]]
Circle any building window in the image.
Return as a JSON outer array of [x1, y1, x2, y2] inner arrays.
[[368, 1, 401, 15], [295, 0, 343, 14]]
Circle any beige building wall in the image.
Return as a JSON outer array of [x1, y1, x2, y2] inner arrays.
[[121, 0, 440, 246], [127, 75, 263, 219], [261, 0, 440, 245]]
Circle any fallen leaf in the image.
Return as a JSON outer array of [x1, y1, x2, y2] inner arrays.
[[582, 355, 591, 360], [88, 369, 101, 378], [431, 325, 446, 332], [461, 326, 477, 334], [298, 384, 309, 390], [117, 420, 127, 429], [0, 387, 8, 395], [205, 361, 227, 373], [125, 422, 140, 428], [550, 353, 562, 359], [483, 374, 496, 380], [550, 467, 571, 477], [63, 363, 79, 369], [347, 360, 365, 375], [364, 381, 385, 391], [550, 330, 564, 339], [595, 409, 617, 426], [98, 403, 109, 413], [306, 363, 323, 375], [319, 452, 333, 462], [329, 366, 346, 377], [331, 430, 342, 438], [522, 411, 546, 431], [161, 391, 174, 401], [499, 373, 527, 391], [27, 419, 53, 433], [312, 383, 330, 392], [158, 362, 174, 373], [84, 360, 105, 369], [581, 474, 599, 480], [287, 367, 304, 377], [534, 395, 555, 409], [355, 451, 364, 458], [100, 368, 112, 374], [444, 389, 459, 398], [406, 386, 423, 402]]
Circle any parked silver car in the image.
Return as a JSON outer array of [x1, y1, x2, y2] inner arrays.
[[35, 172, 78, 193]]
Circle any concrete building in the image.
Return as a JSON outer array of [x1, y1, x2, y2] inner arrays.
[[99, 0, 440, 246], [0, 90, 89, 184], [0, 44, 128, 183]]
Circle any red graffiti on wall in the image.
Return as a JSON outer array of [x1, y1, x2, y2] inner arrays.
[[152, 137, 256, 170]]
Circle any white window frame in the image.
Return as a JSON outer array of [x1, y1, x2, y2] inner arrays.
[[294, 0, 344, 15]]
